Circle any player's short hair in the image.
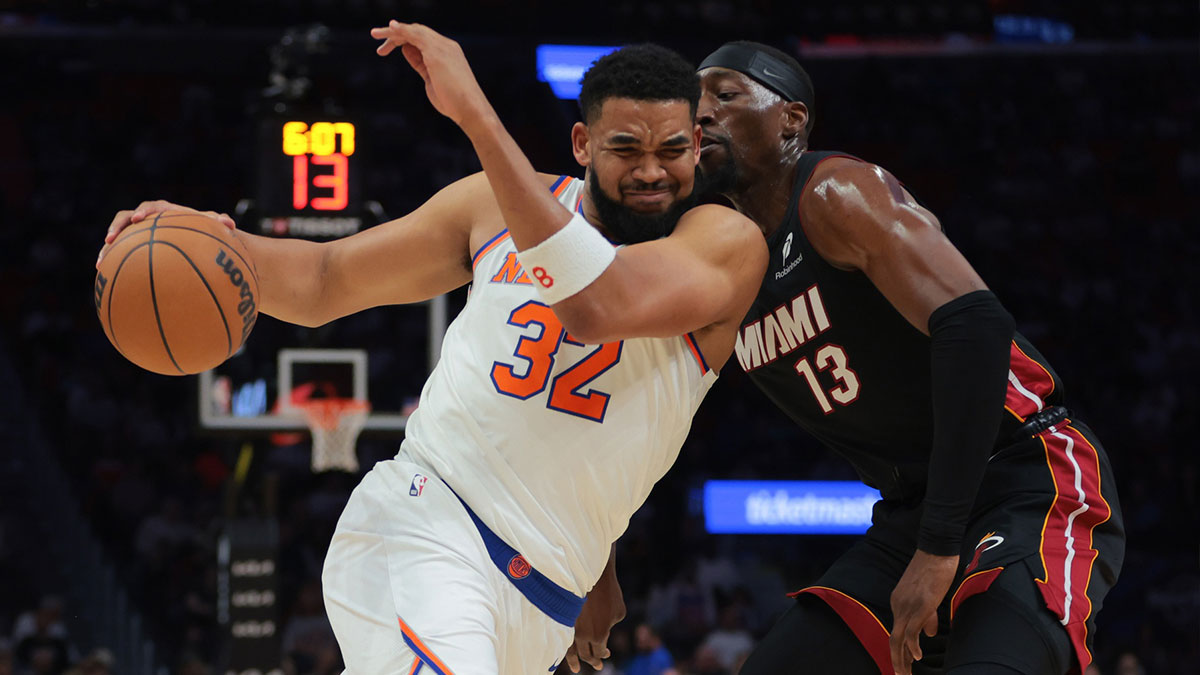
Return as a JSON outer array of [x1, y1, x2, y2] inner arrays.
[[578, 44, 701, 125]]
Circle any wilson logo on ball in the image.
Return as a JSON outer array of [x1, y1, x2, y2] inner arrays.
[[216, 250, 258, 344], [507, 554, 531, 579], [94, 272, 108, 314]]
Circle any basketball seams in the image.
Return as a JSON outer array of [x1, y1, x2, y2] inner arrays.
[[109, 214, 258, 287], [105, 239, 155, 359], [148, 225, 258, 281], [154, 240, 235, 360], [147, 214, 185, 374]]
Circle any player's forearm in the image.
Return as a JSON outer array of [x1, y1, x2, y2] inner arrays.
[[460, 112, 574, 250], [239, 232, 333, 327], [919, 290, 1015, 555]]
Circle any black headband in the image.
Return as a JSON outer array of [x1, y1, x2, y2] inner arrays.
[[698, 44, 813, 108]]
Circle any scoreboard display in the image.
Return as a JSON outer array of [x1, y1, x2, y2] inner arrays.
[[255, 117, 364, 238]]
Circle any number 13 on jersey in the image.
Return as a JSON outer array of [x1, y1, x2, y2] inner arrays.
[[490, 301, 623, 422], [794, 344, 861, 414]]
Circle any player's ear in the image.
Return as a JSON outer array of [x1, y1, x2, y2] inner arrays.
[[692, 123, 703, 166], [571, 122, 592, 166], [781, 101, 809, 140]]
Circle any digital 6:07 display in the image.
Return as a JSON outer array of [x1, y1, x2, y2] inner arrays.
[[256, 118, 364, 238], [282, 121, 354, 210]]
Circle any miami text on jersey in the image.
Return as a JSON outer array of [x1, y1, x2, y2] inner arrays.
[[736, 284, 831, 371]]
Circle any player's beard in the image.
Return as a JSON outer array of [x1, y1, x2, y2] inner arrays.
[[588, 171, 698, 245]]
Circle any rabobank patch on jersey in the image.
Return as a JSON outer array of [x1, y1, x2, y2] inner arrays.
[[703, 481, 880, 534]]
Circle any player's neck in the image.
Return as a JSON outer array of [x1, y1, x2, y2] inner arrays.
[[578, 192, 617, 241], [725, 155, 802, 238]]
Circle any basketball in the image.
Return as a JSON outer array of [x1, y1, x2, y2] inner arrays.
[[94, 212, 259, 375]]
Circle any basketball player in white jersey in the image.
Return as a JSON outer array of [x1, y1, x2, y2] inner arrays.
[[101, 23, 767, 674]]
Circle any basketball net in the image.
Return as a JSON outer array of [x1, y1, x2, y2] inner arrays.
[[299, 398, 370, 473]]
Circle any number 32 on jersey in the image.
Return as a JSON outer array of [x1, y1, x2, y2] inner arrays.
[[490, 301, 622, 422]]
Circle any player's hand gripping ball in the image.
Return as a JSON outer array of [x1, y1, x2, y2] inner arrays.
[[94, 212, 259, 375]]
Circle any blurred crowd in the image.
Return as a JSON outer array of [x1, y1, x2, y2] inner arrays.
[[1, 17, 1197, 675]]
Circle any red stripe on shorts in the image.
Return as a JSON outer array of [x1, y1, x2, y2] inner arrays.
[[1036, 424, 1113, 675], [1005, 341, 1056, 420], [791, 586, 891, 675], [949, 567, 1004, 622]]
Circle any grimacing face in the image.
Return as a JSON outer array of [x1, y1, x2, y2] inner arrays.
[[571, 97, 703, 243], [574, 98, 700, 208]]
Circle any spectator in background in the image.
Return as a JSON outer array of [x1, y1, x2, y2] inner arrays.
[[698, 606, 754, 673], [688, 645, 727, 675], [14, 641, 67, 675], [280, 579, 339, 675], [134, 497, 199, 565], [9, 597, 67, 649], [63, 649, 113, 675], [11, 596, 72, 675], [175, 655, 211, 675], [626, 624, 677, 675], [646, 563, 716, 648], [1114, 651, 1145, 675]]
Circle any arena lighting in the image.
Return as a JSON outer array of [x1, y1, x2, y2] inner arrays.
[[703, 480, 881, 535], [536, 44, 620, 99]]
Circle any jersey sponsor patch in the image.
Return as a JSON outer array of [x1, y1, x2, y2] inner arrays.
[[776, 232, 802, 279]]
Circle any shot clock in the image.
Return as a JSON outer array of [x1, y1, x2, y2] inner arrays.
[[254, 117, 365, 239]]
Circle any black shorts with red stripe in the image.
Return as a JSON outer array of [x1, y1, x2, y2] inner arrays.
[[747, 419, 1124, 675]]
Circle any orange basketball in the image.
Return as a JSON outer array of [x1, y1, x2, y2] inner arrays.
[[94, 212, 259, 375]]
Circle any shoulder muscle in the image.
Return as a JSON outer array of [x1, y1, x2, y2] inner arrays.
[[800, 158, 942, 271]]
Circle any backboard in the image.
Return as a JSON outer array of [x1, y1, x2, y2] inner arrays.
[[197, 295, 448, 433]]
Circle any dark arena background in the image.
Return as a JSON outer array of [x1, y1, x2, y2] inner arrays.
[[2, 2, 1197, 674]]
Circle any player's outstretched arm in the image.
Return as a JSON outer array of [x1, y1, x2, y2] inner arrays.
[[371, 22, 767, 344], [371, 21, 575, 252], [100, 175, 487, 327]]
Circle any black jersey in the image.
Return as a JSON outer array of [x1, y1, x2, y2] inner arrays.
[[738, 151, 1065, 500]]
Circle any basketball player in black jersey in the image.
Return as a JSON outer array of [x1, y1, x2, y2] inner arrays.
[[693, 42, 1124, 675]]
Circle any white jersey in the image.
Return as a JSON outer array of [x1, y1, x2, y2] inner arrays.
[[399, 176, 717, 594]]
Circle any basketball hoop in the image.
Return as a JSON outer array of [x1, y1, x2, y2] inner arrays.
[[298, 398, 370, 473]]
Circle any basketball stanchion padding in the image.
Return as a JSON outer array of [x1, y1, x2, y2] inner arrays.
[[299, 398, 371, 473]]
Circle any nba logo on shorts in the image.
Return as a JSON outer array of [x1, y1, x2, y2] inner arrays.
[[409, 474, 428, 497], [507, 555, 531, 579]]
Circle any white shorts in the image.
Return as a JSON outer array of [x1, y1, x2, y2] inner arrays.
[[322, 459, 579, 675]]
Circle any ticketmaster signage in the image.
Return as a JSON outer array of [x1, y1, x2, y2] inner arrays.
[[703, 481, 880, 534]]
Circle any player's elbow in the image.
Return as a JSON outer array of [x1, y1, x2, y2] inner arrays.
[[260, 303, 331, 329], [265, 249, 343, 328], [553, 294, 622, 344]]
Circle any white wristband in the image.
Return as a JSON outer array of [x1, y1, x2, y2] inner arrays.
[[515, 212, 616, 305]]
